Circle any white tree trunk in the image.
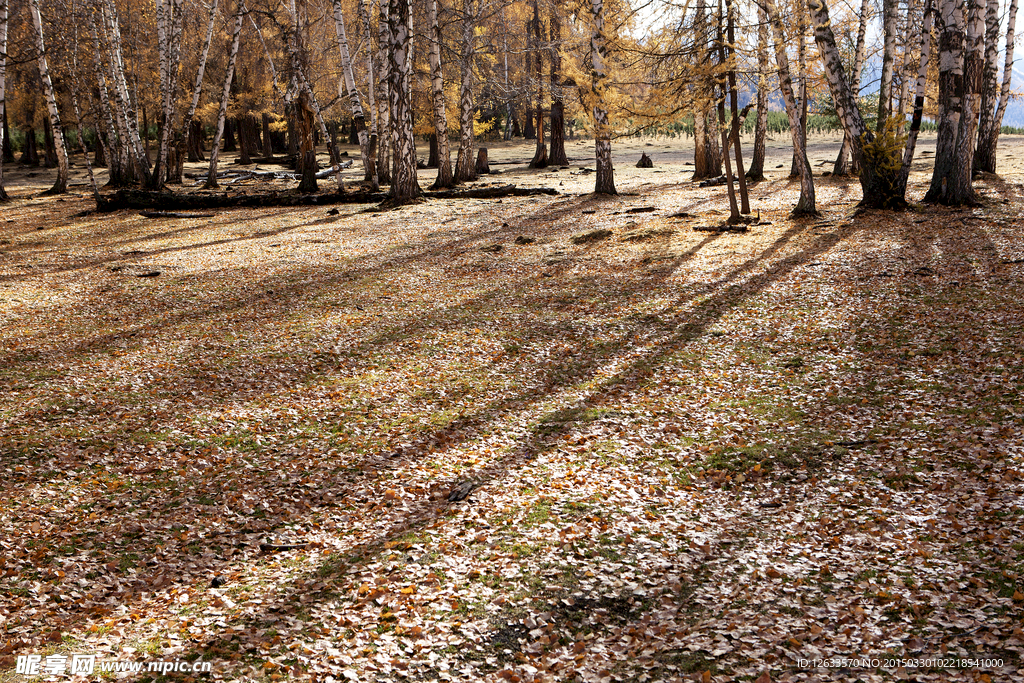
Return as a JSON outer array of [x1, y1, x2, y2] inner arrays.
[[154, 0, 184, 187], [454, 0, 478, 182], [590, 0, 615, 194], [28, 0, 70, 194], [387, 0, 419, 201], [99, 0, 151, 184], [89, 17, 130, 183], [925, 0, 966, 201], [947, 0, 986, 203], [204, 5, 244, 189], [834, 0, 871, 174], [766, 0, 814, 213], [427, 0, 453, 188], [376, 0, 392, 184], [897, 0, 920, 120], [331, 0, 374, 185], [976, 0, 1015, 173], [877, 0, 898, 127], [899, 0, 934, 189], [171, 0, 219, 182], [0, 0, 8, 200]]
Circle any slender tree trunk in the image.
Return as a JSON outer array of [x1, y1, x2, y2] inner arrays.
[[925, 0, 966, 202], [205, 5, 244, 189], [454, 0, 479, 182], [747, 1, 768, 181], [716, 0, 740, 222], [331, 0, 375, 187], [296, 91, 318, 192], [171, 0, 218, 183], [766, 0, 815, 213], [377, 0, 392, 184], [356, 0, 377, 182], [97, 2, 151, 184], [2, 107, 12, 164], [692, 0, 722, 180], [946, 0, 986, 203], [152, 0, 183, 188], [791, 0, 808, 177], [976, 0, 1017, 173], [834, 0, 871, 175], [877, 0, 898, 129], [591, 0, 615, 194], [899, 0, 934, 193], [529, 0, 548, 168], [387, 0, 420, 201], [725, 0, 749, 213], [29, 0, 69, 194], [548, 11, 568, 166], [974, 0, 1005, 172], [0, 0, 7, 201], [896, 0, 920, 121], [427, 0, 453, 188]]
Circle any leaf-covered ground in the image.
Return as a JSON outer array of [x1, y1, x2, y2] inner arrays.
[[1, 147, 1023, 683]]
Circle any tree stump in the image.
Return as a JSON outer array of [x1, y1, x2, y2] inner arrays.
[[636, 152, 653, 168], [476, 148, 490, 174]]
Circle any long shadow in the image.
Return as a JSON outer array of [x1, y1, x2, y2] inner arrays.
[[161, 222, 851, 675], [1, 183, 844, 665]]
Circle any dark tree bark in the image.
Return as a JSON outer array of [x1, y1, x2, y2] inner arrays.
[[297, 92, 318, 193], [2, 108, 12, 163], [528, 0, 548, 168], [548, 11, 568, 166], [93, 132, 107, 167], [21, 127, 39, 165], [262, 113, 274, 158], [43, 118, 58, 168], [475, 147, 489, 174], [223, 117, 237, 152], [427, 133, 439, 167], [187, 118, 206, 161]]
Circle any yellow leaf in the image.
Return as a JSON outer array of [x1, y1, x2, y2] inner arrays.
[[1013, 590, 1024, 602], [702, 670, 712, 683], [400, 586, 415, 595]]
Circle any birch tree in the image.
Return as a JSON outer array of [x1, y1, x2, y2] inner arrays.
[[29, 0, 70, 194], [877, 0, 898, 128], [898, 0, 933, 193], [152, 0, 184, 188], [833, 0, 870, 175], [427, 0, 453, 188], [170, 0, 220, 183], [924, 0, 965, 201], [205, 3, 244, 189], [454, 0, 479, 182], [387, 0, 420, 202], [947, 0, 986, 203], [975, 0, 1017, 173], [746, 1, 769, 181], [591, 0, 615, 194], [376, 0, 392, 184], [331, 0, 375, 186], [763, 0, 814, 213], [809, 0, 919, 208]]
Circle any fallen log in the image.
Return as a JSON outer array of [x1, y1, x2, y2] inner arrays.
[[139, 211, 216, 219], [95, 184, 558, 212]]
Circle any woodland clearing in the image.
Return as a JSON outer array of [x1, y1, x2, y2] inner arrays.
[[1, 135, 1023, 682]]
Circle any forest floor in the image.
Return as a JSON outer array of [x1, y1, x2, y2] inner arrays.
[[1, 135, 1023, 683]]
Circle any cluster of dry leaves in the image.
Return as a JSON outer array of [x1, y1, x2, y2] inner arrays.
[[0, 150, 1022, 683]]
